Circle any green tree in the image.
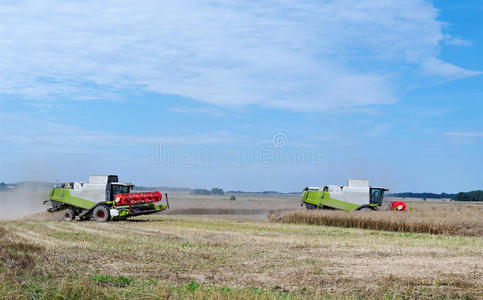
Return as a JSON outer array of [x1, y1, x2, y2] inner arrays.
[[454, 192, 470, 202], [191, 189, 211, 195], [210, 188, 224, 195]]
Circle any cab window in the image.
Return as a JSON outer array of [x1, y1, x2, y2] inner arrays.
[[370, 188, 384, 205], [111, 185, 130, 197]]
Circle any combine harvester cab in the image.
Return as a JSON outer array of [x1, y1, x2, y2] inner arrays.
[[301, 179, 389, 211], [45, 175, 169, 222]]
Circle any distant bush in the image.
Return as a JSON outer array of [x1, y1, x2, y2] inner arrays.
[[211, 188, 224, 195], [454, 191, 483, 202], [230, 196, 236, 201], [191, 189, 211, 195], [191, 188, 225, 196], [0, 182, 7, 191], [388, 192, 454, 199], [389, 191, 483, 202]]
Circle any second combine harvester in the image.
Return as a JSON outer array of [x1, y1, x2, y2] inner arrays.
[[301, 179, 391, 211]]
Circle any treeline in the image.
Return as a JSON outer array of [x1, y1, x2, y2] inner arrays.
[[453, 190, 483, 202], [191, 188, 224, 195], [136, 186, 191, 192], [0, 182, 7, 191], [389, 191, 483, 202], [226, 190, 300, 194], [227, 190, 280, 194], [388, 192, 455, 199]]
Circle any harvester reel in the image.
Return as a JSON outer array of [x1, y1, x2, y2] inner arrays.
[[93, 205, 110, 222]]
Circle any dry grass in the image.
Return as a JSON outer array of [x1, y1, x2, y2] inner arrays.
[[269, 206, 483, 236], [0, 225, 45, 277], [0, 214, 482, 299], [1, 198, 482, 299]]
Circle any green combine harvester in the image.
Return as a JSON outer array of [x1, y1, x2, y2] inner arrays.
[[44, 175, 169, 222], [301, 179, 388, 211]]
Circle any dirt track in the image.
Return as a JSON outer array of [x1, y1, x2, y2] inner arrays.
[[164, 193, 299, 220], [12, 192, 299, 222]]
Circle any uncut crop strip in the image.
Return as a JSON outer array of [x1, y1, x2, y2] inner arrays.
[[269, 207, 483, 236]]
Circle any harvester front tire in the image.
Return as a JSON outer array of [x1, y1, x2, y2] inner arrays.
[[356, 205, 375, 211], [93, 205, 110, 222], [305, 203, 318, 210], [63, 208, 75, 222]]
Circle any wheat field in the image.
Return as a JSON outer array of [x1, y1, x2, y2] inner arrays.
[[269, 205, 483, 236]]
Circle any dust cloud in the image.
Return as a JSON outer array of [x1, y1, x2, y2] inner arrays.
[[0, 189, 51, 220]]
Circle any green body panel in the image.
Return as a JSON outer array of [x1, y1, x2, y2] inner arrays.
[[153, 204, 168, 211], [109, 203, 168, 220], [301, 190, 360, 211], [50, 188, 96, 209]]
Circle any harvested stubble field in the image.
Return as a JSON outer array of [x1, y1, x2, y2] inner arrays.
[[0, 195, 482, 299], [269, 205, 483, 236]]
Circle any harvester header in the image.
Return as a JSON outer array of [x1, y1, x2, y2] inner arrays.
[[114, 191, 163, 206]]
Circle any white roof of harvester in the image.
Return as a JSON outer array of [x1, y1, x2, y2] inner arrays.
[[348, 179, 369, 187], [88, 175, 118, 184], [306, 179, 388, 190], [111, 182, 134, 186]]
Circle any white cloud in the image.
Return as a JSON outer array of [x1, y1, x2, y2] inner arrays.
[[445, 131, 483, 144], [0, 0, 479, 111], [0, 112, 250, 151], [363, 123, 394, 137], [169, 106, 226, 117], [422, 58, 480, 78], [445, 132, 483, 138], [443, 35, 472, 46]]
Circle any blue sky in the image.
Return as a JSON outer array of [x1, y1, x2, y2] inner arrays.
[[0, 0, 482, 193]]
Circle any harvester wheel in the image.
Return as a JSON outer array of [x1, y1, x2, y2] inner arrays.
[[356, 205, 375, 211], [93, 205, 110, 222], [63, 208, 75, 222], [305, 203, 318, 210]]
